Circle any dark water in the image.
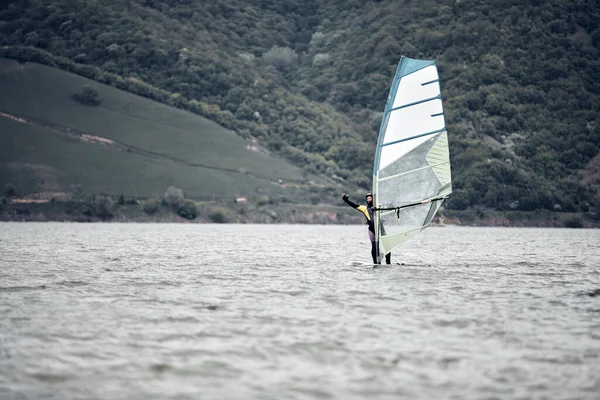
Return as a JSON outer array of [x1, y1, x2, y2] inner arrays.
[[1, 223, 599, 400]]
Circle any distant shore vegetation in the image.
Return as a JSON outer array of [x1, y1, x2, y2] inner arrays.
[[1, 184, 599, 228]]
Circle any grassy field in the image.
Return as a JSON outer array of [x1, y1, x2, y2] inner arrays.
[[0, 58, 326, 199]]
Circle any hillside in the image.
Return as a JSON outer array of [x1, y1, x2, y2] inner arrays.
[[0, 0, 599, 216], [0, 58, 328, 201]]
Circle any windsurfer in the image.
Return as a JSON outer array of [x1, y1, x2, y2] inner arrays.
[[341, 193, 391, 265]]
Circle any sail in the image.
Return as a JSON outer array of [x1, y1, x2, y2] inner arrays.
[[373, 57, 452, 259]]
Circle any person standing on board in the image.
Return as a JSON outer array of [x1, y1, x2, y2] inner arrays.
[[341, 192, 391, 265]]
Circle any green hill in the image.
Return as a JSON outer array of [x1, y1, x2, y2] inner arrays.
[[0, 0, 599, 216], [0, 58, 324, 200]]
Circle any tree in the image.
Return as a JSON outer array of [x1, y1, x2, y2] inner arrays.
[[72, 85, 101, 106], [177, 200, 197, 220], [162, 186, 185, 208], [3, 183, 16, 197], [142, 198, 160, 215], [94, 196, 114, 220], [263, 46, 298, 71]]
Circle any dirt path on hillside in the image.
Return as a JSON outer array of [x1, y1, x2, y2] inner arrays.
[[0, 109, 289, 184]]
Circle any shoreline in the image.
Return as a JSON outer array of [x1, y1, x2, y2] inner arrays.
[[1, 201, 598, 228]]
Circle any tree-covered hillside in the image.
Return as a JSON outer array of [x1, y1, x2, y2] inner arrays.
[[296, 0, 600, 212], [1, 0, 599, 213]]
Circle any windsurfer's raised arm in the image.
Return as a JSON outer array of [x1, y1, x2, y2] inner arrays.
[[341, 193, 360, 209]]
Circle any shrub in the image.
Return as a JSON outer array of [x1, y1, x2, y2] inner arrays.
[[142, 198, 160, 214], [3, 183, 16, 197], [448, 189, 470, 210], [94, 196, 114, 220], [72, 85, 101, 106], [263, 46, 298, 71], [312, 53, 330, 65], [163, 186, 185, 208], [177, 200, 197, 220], [256, 195, 270, 205], [564, 216, 583, 228], [209, 206, 234, 223], [82, 204, 93, 216]]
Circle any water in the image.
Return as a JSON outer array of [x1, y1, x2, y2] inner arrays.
[[1, 223, 599, 400]]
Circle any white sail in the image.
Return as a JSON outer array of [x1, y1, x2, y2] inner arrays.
[[373, 57, 452, 260]]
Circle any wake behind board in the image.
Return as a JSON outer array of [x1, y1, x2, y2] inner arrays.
[[350, 261, 406, 268]]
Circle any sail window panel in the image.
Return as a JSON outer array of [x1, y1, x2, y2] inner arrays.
[[381, 204, 430, 233], [379, 135, 432, 170], [382, 99, 445, 146], [383, 207, 427, 229], [379, 136, 437, 179], [378, 168, 441, 208], [392, 65, 440, 108], [379, 202, 431, 253]]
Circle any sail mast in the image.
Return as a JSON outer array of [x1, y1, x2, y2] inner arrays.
[[373, 57, 405, 264]]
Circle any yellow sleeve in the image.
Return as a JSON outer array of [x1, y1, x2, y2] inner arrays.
[[356, 205, 370, 221]]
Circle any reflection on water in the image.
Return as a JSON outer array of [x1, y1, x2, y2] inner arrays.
[[1, 223, 599, 400]]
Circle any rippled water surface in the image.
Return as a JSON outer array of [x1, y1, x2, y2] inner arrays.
[[1, 223, 599, 400]]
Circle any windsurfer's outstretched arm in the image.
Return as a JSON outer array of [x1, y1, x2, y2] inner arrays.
[[341, 193, 372, 230], [341, 193, 360, 209]]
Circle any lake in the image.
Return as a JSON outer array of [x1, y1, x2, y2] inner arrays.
[[1, 223, 599, 399]]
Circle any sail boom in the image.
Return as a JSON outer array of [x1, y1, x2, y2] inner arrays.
[[376, 195, 449, 211]]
